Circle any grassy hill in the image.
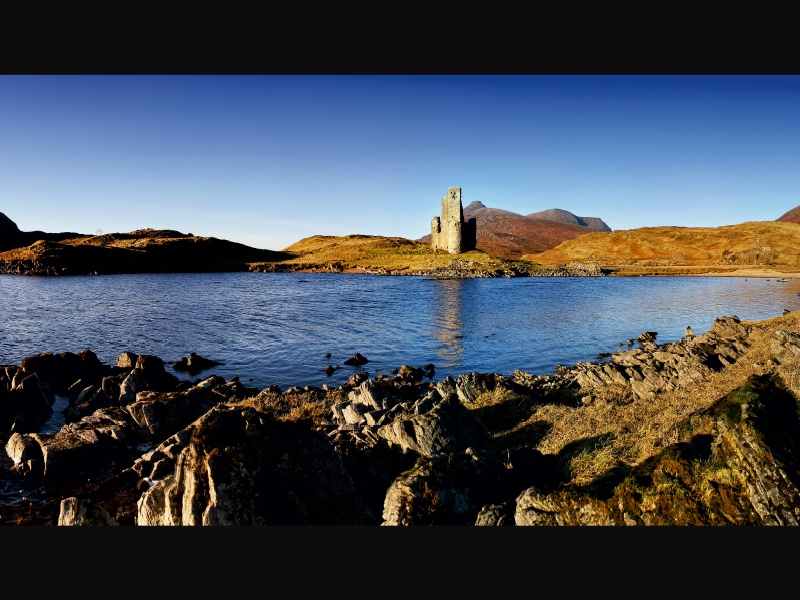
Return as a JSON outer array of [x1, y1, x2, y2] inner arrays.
[[0, 229, 293, 275], [266, 234, 517, 272], [528, 221, 800, 270], [247, 235, 548, 273]]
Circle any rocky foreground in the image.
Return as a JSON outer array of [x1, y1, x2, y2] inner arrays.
[[2, 311, 800, 525]]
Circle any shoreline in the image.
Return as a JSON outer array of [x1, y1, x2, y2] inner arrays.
[[2, 310, 800, 525]]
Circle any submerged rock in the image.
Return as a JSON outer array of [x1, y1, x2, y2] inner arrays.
[[173, 352, 224, 375], [344, 353, 369, 366]]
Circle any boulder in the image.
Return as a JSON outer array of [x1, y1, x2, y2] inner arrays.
[[344, 353, 369, 366], [377, 394, 485, 457], [118, 356, 179, 404], [58, 498, 119, 526], [5, 433, 44, 475], [20, 349, 109, 392], [137, 406, 375, 525], [0, 372, 54, 434], [116, 352, 139, 369]]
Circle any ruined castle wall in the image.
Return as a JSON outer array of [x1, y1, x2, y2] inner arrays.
[[430, 187, 476, 254], [430, 217, 441, 250]]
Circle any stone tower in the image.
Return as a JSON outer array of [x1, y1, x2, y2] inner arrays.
[[430, 187, 477, 254]]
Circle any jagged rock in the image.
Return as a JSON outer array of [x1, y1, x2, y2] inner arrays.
[[772, 330, 800, 364], [58, 498, 119, 526], [348, 380, 402, 411], [118, 355, 179, 404], [101, 373, 127, 404], [377, 394, 486, 457], [454, 372, 522, 405], [126, 386, 222, 443], [344, 353, 369, 366], [12, 408, 135, 480], [137, 406, 375, 525], [116, 352, 139, 369], [0, 372, 54, 434], [64, 387, 113, 424]]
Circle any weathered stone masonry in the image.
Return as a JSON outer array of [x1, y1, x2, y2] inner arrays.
[[430, 187, 477, 254]]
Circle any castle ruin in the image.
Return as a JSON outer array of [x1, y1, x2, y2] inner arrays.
[[430, 187, 476, 254]]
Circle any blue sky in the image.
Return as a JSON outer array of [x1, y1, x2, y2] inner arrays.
[[1, 76, 798, 250]]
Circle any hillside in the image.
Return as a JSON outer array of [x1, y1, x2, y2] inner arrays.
[[419, 202, 611, 259], [0, 212, 86, 252], [0, 229, 293, 275], [268, 234, 525, 274], [777, 205, 800, 224], [528, 221, 800, 268]]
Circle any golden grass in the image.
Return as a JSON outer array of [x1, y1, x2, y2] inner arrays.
[[233, 387, 346, 427], [528, 221, 800, 267], [476, 311, 800, 486], [265, 234, 534, 272]]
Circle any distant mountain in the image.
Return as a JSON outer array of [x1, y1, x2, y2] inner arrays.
[[419, 201, 611, 259], [777, 205, 800, 224], [526, 208, 612, 232], [0, 212, 86, 253]]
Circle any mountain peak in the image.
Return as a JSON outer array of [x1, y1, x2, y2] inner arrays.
[[465, 201, 485, 210], [0, 213, 20, 234]]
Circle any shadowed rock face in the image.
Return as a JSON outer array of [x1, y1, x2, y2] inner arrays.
[[137, 406, 376, 525], [420, 202, 611, 260], [0, 212, 85, 253], [0, 212, 21, 233]]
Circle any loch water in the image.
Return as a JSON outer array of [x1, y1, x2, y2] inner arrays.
[[1, 273, 799, 390]]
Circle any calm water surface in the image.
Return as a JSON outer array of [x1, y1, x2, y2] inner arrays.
[[1, 273, 799, 390]]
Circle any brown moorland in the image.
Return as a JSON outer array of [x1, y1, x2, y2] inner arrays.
[[777, 204, 800, 224], [527, 221, 800, 270]]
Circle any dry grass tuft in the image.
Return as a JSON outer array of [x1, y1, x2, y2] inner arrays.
[[234, 388, 343, 426]]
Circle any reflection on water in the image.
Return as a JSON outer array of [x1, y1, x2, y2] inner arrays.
[[0, 273, 799, 389], [430, 279, 466, 366]]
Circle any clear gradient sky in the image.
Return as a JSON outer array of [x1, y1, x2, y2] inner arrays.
[[1, 76, 798, 251]]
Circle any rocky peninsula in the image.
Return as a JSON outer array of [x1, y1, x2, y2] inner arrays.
[[2, 309, 800, 525]]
